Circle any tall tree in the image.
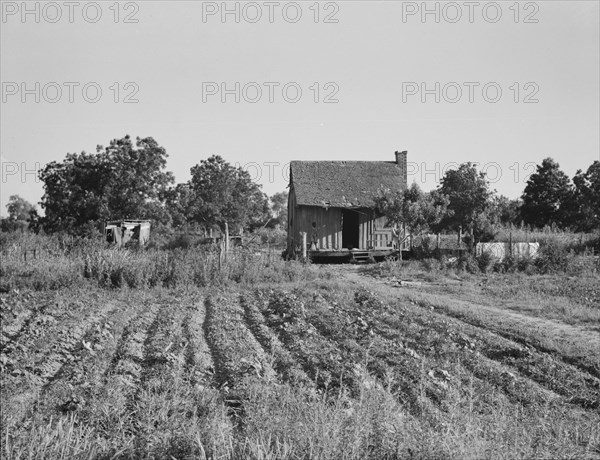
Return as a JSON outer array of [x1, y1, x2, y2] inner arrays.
[[1, 195, 36, 232], [520, 158, 573, 229], [483, 195, 521, 230], [164, 183, 195, 229], [99, 136, 174, 222], [493, 196, 522, 227], [374, 183, 448, 237], [39, 135, 174, 233], [188, 155, 270, 232], [573, 160, 600, 232], [437, 163, 492, 234], [6, 195, 35, 221], [269, 191, 288, 229]]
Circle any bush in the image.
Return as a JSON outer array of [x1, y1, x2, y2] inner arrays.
[[516, 256, 536, 274], [251, 227, 287, 247], [476, 251, 495, 273], [412, 242, 437, 260], [457, 254, 480, 274], [163, 233, 198, 250], [534, 241, 573, 274], [421, 257, 444, 273]]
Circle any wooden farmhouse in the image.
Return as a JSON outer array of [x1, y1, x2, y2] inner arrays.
[[287, 151, 409, 261]]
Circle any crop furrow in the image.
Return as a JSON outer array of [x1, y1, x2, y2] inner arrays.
[[240, 292, 313, 388], [204, 293, 275, 424], [256, 289, 368, 396], [0, 301, 49, 353], [108, 302, 161, 376], [406, 292, 600, 380], [1, 297, 116, 431], [183, 298, 215, 388], [124, 297, 191, 454], [1, 309, 35, 348], [90, 301, 161, 441], [396, 297, 600, 409], [347, 289, 576, 408], [271, 288, 455, 416], [33, 299, 143, 423]]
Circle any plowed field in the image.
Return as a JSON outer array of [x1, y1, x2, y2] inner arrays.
[[1, 268, 599, 459]]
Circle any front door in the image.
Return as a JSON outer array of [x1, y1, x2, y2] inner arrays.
[[342, 209, 360, 249]]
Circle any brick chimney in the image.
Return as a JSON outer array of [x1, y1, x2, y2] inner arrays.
[[395, 150, 408, 187]]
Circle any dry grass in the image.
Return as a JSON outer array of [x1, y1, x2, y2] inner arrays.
[[1, 233, 321, 292], [1, 233, 599, 459]]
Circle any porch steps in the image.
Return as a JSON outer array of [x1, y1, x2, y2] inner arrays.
[[351, 251, 371, 262]]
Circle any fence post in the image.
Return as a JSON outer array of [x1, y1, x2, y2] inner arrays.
[[301, 232, 307, 259], [224, 222, 229, 261], [218, 242, 223, 271], [469, 228, 474, 254], [509, 231, 513, 257]]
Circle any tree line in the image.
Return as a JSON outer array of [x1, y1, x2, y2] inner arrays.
[[375, 158, 599, 243], [2, 136, 287, 236], [2, 135, 598, 240]]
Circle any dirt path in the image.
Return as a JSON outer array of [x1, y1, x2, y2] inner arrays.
[[418, 285, 600, 350], [336, 266, 600, 353], [328, 266, 600, 384]]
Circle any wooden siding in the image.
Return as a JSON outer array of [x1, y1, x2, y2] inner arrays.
[[293, 206, 343, 251], [288, 188, 342, 252], [287, 188, 297, 251], [288, 187, 396, 253]]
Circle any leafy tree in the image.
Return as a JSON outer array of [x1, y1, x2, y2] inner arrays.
[[269, 191, 288, 229], [165, 183, 195, 229], [99, 136, 174, 222], [520, 158, 573, 229], [490, 195, 521, 227], [6, 195, 35, 221], [1, 195, 36, 233], [187, 155, 270, 232], [247, 192, 272, 231], [375, 183, 449, 237], [573, 160, 600, 232], [39, 135, 174, 233], [470, 195, 522, 241], [437, 163, 492, 234], [27, 208, 43, 234], [375, 183, 449, 259]]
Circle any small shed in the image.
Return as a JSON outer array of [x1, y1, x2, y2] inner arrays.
[[287, 151, 408, 260], [105, 220, 151, 247]]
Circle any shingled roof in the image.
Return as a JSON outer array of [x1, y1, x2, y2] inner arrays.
[[290, 160, 406, 208]]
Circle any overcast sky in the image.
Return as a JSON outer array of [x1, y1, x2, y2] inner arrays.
[[1, 0, 599, 215]]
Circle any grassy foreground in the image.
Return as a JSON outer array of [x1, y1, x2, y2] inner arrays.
[[1, 235, 599, 459]]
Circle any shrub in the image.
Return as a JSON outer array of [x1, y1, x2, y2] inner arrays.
[[534, 241, 573, 274], [412, 243, 437, 260], [421, 258, 443, 273], [163, 233, 197, 250], [457, 254, 480, 274], [516, 256, 536, 274], [476, 251, 495, 273]]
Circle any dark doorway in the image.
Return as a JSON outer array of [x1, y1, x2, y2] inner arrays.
[[342, 209, 360, 249]]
